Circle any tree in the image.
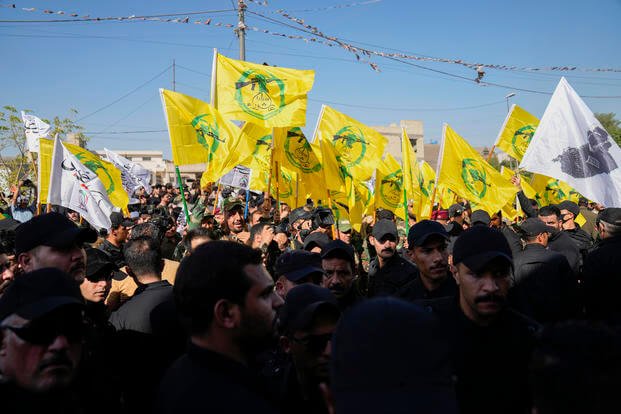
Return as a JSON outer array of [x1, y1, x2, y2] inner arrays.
[[595, 112, 621, 146]]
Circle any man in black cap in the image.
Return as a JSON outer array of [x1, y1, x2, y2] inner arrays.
[[421, 226, 540, 414], [321, 240, 364, 310], [221, 197, 250, 244], [0, 268, 85, 412], [274, 250, 324, 299], [537, 205, 582, 274], [367, 219, 418, 297], [557, 200, 593, 259], [398, 220, 457, 301], [278, 284, 341, 414], [510, 218, 577, 323], [583, 208, 621, 322], [321, 297, 458, 414], [158, 241, 283, 413], [472, 209, 522, 257], [99, 212, 133, 269], [303, 232, 330, 254], [446, 203, 466, 243], [15, 212, 97, 283]]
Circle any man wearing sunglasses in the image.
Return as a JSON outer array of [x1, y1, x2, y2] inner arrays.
[[0, 268, 85, 412], [278, 284, 341, 414]]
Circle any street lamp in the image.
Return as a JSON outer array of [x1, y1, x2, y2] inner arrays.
[[505, 93, 516, 113]]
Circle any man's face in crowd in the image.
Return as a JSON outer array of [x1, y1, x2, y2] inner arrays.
[[451, 257, 511, 325], [236, 264, 284, 353], [226, 207, 245, 233], [0, 307, 83, 392], [161, 194, 172, 205], [287, 313, 338, 384], [0, 253, 15, 284], [559, 209, 575, 229], [408, 236, 448, 283], [539, 214, 561, 231], [275, 272, 322, 299], [111, 225, 130, 244], [490, 214, 501, 229], [370, 234, 397, 260], [322, 258, 355, 299], [337, 229, 352, 244], [66, 210, 79, 223], [80, 271, 112, 303], [19, 244, 87, 283], [201, 218, 215, 230]]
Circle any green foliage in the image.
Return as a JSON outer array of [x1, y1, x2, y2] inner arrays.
[[595, 112, 621, 146]]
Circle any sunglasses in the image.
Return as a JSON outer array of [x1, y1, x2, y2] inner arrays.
[[291, 332, 333, 355], [1, 314, 84, 345]]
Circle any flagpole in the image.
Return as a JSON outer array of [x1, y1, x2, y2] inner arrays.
[[175, 166, 191, 224], [430, 124, 447, 213], [400, 127, 410, 235]]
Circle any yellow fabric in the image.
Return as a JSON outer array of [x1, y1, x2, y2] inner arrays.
[[231, 123, 273, 193], [500, 166, 537, 199], [215, 53, 315, 127], [315, 134, 346, 194], [401, 128, 420, 202], [161, 89, 248, 184], [438, 124, 516, 213], [63, 142, 129, 213], [413, 160, 436, 219], [575, 213, 587, 227], [314, 105, 387, 182], [38, 138, 54, 204], [530, 173, 581, 206], [495, 105, 539, 161], [375, 154, 406, 221]]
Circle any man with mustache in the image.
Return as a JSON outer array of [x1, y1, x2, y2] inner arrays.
[[398, 220, 457, 301], [321, 240, 364, 311], [221, 198, 251, 244], [367, 219, 418, 297], [15, 212, 97, 283], [0, 268, 85, 413], [420, 226, 540, 414], [158, 241, 283, 413]]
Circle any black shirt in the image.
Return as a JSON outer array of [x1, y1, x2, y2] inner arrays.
[[583, 236, 621, 323], [157, 344, 279, 414], [397, 272, 458, 302], [99, 239, 125, 268], [109, 280, 173, 333], [367, 254, 419, 297]]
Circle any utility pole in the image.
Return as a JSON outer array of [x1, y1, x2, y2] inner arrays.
[[172, 59, 176, 91], [236, 0, 246, 60]]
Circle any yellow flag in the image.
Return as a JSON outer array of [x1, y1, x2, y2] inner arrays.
[[494, 105, 539, 161], [438, 124, 516, 213], [401, 128, 419, 201], [500, 166, 537, 200], [530, 173, 581, 206], [315, 134, 346, 194], [375, 154, 406, 221], [38, 138, 54, 204], [214, 53, 315, 127], [63, 142, 130, 213], [314, 105, 387, 182], [161, 89, 250, 184]]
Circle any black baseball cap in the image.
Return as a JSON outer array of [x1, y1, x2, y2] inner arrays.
[[375, 209, 395, 221], [331, 298, 458, 414], [275, 250, 324, 282], [557, 200, 580, 218], [15, 212, 97, 255], [321, 240, 355, 264], [85, 247, 117, 280], [279, 284, 340, 333], [407, 220, 449, 248], [448, 203, 464, 217], [519, 218, 552, 237], [598, 208, 621, 226], [452, 226, 513, 273], [372, 219, 398, 240], [0, 268, 84, 322], [470, 210, 491, 226], [303, 232, 330, 251], [110, 211, 134, 229]]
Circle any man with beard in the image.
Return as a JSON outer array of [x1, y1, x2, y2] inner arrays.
[[321, 240, 364, 311], [99, 211, 133, 269], [398, 220, 457, 301], [367, 219, 418, 297], [278, 284, 341, 414], [15, 212, 97, 283], [420, 226, 540, 414], [158, 241, 283, 413], [221, 198, 250, 244], [536, 205, 581, 274], [0, 268, 85, 413]]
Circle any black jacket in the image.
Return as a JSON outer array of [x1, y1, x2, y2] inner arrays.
[[419, 297, 540, 414], [547, 230, 581, 274], [510, 243, 578, 323], [501, 224, 523, 258], [583, 236, 621, 323], [397, 272, 458, 302], [157, 345, 279, 414], [367, 254, 418, 297]]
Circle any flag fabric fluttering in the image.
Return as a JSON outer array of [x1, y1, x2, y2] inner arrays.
[[520, 77, 621, 207], [214, 52, 315, 127], [21, 111, 51, 153], [104, 148, 152, 195], [38, 138, 54, 204], [494, 105, 539, 161], [375, 154, 406, 221], [314, 105, 387, 182], [437, 124, 516, 213], [530, 173, 581, 206], [47, 136, 114, 230], [401, 128, 420, 202]]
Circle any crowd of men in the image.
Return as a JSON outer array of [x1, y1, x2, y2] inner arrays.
[[1, 177, 621, 413]]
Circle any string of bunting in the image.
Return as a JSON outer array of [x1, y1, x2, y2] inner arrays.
[[246, 0, 383, 13]]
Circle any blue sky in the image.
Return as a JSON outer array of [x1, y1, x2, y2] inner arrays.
[[1, 0, 620, 158]]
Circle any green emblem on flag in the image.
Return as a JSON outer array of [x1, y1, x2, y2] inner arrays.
[[235, 69, 286, 120], [332, 125, 368, 172], [74, 151, 115, 195], [284, 128, 321, 173], [380, 169, 403, 209], [252, 134, 273, 157], [512, 125, 536, 158], [192, 114, 223, 163], [461, 158, 490, 199]]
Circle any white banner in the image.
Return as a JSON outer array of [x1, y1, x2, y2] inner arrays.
[[48, 136, 113, 229], [103, 148, 152, 195], [520, 77, 621, 207], [21, 111, 51, 153], [220, 165, 252, 190]]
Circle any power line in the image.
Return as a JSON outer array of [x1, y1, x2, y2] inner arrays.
[[87, 129, 167, 135], [310, 98, 507, 112], [0, 9, 236, 23]]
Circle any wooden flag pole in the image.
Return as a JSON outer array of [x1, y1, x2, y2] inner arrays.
[[175, 166, 191, 224]]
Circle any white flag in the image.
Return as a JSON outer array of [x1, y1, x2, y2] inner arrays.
[[520, 77, 621, 207], [48, 136, 113, 229], [103, 148, 152, 195], [21, 111, 51, 153]]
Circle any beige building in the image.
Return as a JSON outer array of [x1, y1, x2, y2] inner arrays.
[[372, 120, 425, 163]]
